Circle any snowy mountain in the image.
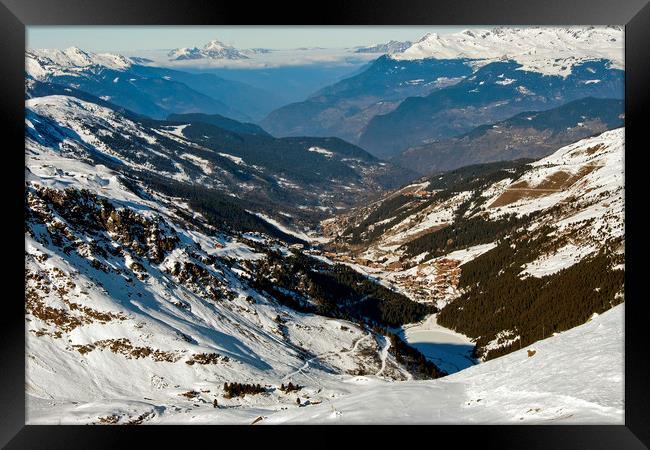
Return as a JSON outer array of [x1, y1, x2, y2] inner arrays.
[[354, 40, 413, 54], [23, 33, 625, 426], [25, 48, 287, 121], [263, 303, 624, 424], [359, 59, 624, 158], [24, 118, 624, 424], [323, 128, 624, 359], [168, 40, 250, 61], [395, 26, 624, 77], [25, 91, 414, 235], [26, 47, 135, 80], [263, 26, 624, 158], [26, 49, 249, 121], [25, 95, 444, 424]]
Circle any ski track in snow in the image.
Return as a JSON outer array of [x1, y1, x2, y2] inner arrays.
[[283, 332, 374, 382], [375, 335, 391, 377], [350, 334, 371, 354]]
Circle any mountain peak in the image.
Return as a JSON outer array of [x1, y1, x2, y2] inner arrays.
[[203, 39, 228, 51], [63, 46, 89, 56], [417, 32, 438, 42], [168, 39, 249, 61]]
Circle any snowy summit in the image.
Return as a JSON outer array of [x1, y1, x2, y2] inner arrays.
[[168, 39, 250, 61], [26, 47, 135, 80], [394, 26, 624, 76]]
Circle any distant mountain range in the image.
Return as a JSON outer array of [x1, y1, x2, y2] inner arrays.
[[125, 65, 285, 121], [359, 59, 624, 158], [354, 40, 413, 54], [261, 56, 473, 144], [168, 39, 250, 61], [395, 26, 624, 77], [26, 47, 283, 121], [262, 26, 624, 160], [391, 97, 624, 174]]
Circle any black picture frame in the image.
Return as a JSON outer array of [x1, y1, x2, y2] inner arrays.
[[2, 0, 649, 447]]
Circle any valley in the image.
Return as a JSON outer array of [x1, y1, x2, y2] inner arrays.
[[23, 26, 625, 425], [25, 123, 624, 424]]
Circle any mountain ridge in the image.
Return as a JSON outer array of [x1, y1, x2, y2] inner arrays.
[[261, 56, 473, 143], [391, 96, 624, 174], [359, 59, 624, 158], [26, 48, 281, 121], [394, 26, 623, 77]]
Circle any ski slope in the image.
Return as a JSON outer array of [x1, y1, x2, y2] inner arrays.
[[263, 304, 624, 424]]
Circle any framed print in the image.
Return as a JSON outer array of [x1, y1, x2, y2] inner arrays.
[[2, 0, 649, 447]]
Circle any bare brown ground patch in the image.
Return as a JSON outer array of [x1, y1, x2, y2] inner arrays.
[[584, 143, 605, 156], [71, 338, 181, 362], [489, 188, 550, 208], [25, 267, 127, 335], [489, 164, 601, 208]]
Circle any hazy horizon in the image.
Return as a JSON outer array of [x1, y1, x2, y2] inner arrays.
[[27, 26, 484, 52]]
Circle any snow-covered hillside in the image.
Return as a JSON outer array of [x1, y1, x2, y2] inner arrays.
[[323, 128, 624, 364], [25, 94, 412, 227], [488, 128, 624, 277], [325, 128, 624, 308], [394, 26, 624, 77], [25, 136, 421, 424], [29, 300, 622, 424], [263, 303, 624, 424]]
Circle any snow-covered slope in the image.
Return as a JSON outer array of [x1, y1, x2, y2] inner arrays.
[[395, 26, 623, 77], [25, 136, 421, 424], [263, 303, 624, 424], [26, 47, 135, 81], [488, 128, 624, 276]]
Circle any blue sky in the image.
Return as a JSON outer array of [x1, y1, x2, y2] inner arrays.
[[27, 26, 472, 51]]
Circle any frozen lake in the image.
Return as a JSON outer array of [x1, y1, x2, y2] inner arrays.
[[400, 314, 477, 374]]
